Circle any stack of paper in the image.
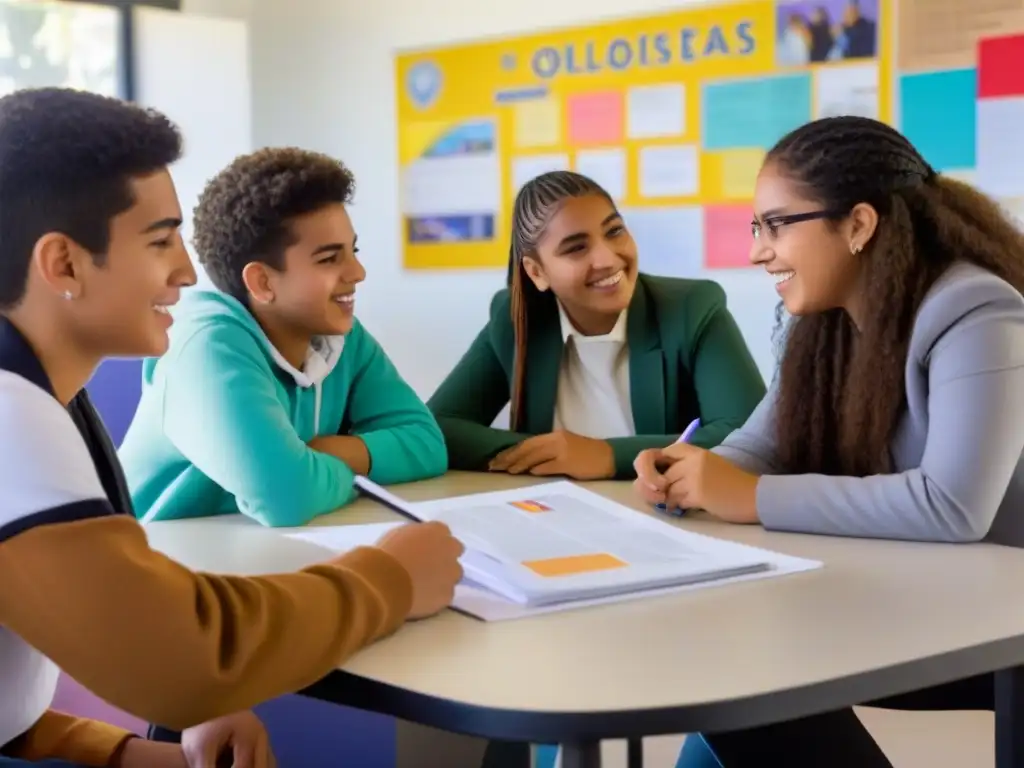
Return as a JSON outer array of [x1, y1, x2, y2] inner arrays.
[[283, 479, 822, 621]]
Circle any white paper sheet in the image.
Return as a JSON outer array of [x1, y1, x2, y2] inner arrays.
[[621, 206, 703, 278], [638, 144, 699, 198], [977, 97, 1024, 199], [814, 62, 879, 119], [285, 521, 402, 551], [299, 479, 824, 621], [511, 154, 570, 194], [575, 149, 627, 201], [402, 154, 500, 216], [627, 83, 686, 139], [284, 519, 821, 623]]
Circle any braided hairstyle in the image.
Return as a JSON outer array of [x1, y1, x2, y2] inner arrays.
[[769, 116, 1024, 477], [507, 171, 614, 429]]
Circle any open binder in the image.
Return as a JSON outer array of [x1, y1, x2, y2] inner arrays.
[[352, 477, 774, 608]]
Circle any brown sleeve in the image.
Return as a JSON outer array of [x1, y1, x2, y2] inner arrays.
[[1, 710, 135, 767], [0, 515, 412, 731]]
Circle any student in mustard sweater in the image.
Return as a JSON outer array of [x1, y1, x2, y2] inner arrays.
[[428, 170, 766, 481], [120, 148, 447, 528], [0, 88, 462, 768]]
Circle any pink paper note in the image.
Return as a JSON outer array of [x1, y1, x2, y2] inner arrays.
[[567, 91, 624, 145], [704, 205, 753, 269]]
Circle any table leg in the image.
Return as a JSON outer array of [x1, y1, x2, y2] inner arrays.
[[626, 737, 643, 768], [560, 741, 601, 768], [996, 665, 1024, 768]]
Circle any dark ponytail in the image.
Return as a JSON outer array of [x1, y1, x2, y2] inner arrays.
[[507, 171, 612, 429]]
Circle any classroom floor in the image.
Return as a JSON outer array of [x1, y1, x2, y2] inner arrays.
[[594, 709, 995, 767]]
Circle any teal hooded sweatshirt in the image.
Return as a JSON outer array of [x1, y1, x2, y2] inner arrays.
[[119, 289, 447, 527]]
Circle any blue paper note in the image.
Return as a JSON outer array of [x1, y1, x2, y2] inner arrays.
[[900, 69, 976, 172], [702, 74, 812, 150], [621, 206, 704, 278]]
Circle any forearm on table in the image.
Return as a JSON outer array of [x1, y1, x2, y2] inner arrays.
[[309, 434, 371, 475], [434, 416, 532, 470], [0, 516, 412, 730]]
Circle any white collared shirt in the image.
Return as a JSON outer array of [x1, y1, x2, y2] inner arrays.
[[551, 302, 636, 439]]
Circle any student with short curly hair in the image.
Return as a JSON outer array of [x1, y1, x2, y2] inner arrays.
[[121, 148, 447, 527]]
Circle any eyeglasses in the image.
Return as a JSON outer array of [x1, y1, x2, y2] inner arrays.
[[751, 209, 847, 239]]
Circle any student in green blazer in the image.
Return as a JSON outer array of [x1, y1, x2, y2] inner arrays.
[[428, 170, 766, 482]]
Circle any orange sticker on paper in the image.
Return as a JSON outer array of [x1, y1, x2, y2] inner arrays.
[[509, 500, 551, 513], [522, 553, 627, 578]]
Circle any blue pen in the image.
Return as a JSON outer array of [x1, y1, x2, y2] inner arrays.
[[654, 418, 700, 516]]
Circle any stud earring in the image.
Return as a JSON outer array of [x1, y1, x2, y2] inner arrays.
[[850, 242, 862, 255], [62, 290, 73, 300]]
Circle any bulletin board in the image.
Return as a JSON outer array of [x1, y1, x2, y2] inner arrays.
[[395, 0, 1024, 272]]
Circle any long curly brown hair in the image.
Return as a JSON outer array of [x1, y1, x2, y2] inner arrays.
[[770, 116, 1024, 477]]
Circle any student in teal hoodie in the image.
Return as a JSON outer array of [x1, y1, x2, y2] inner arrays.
[[120, 148, 447, 527]]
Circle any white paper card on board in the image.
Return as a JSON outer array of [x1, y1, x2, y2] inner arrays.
[[627, 83, 686, 139], [639, 144, 699, 198], [621, 206, 703, 278], [977, 97, 1024, 199], [511, 154, 570, 193], [575, 149, 627, 200], [403, 154, 500, 216], [814, 62, 879, 119]]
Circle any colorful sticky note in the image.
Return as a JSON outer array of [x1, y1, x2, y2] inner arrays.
[[978, 34, 1024, 99], [900, 69, 976, 172], [567, 91, 624, 145], [522, 553, 627, 578], [719, 148, 765, 200], [702, 74, 811, 151], [508, 500, 551, 513], [513, 98, 561, 148], [704, 205, 753, 269]]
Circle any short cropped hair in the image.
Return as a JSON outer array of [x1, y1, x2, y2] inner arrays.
[[0, 87, 182, 309], [192, 148, 356, 300]]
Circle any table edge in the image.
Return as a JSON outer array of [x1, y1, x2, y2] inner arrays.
[[300, 635, 1024, 741]]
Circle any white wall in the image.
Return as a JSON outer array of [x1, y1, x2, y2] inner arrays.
[[135, 5, 252, 288], [182, 0, 779, 399]]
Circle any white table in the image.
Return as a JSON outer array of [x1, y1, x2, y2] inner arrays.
[[146, 472, 1024, 768]]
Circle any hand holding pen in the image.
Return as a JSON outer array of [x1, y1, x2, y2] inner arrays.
[[633, 420, 763, 525], [631, 418, 700, 516]]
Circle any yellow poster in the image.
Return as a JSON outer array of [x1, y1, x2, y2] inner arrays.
[[396, 0, 894, 270]]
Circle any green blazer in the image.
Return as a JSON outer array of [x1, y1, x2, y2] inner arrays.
[[428, 274, 767, 479]]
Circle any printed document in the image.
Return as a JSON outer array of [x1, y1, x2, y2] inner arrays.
[[283, 480, 821, 619]]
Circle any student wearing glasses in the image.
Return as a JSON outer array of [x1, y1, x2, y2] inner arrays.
[[634, 116, 1024, 768]]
